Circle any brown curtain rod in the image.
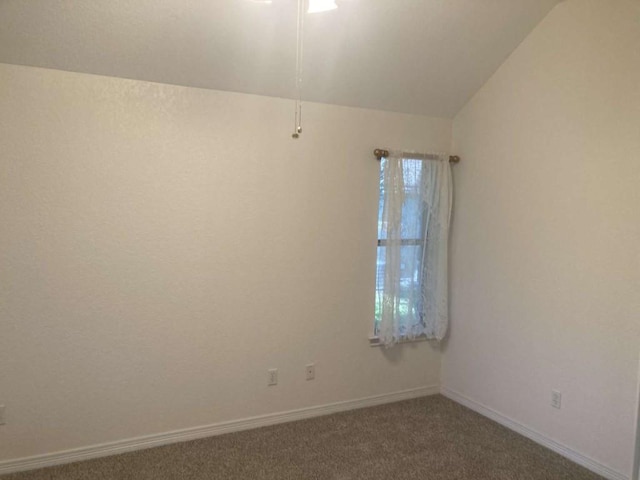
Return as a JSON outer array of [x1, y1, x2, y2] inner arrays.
[[373, 149, 460, 164]]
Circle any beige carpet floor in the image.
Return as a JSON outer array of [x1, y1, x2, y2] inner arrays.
[[2, 395, 604, 480]]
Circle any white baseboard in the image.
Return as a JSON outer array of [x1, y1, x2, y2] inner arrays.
[[441, 386, 628, 480], [0, 385, 438, 475]]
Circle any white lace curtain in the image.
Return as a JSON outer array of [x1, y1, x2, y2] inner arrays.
[[377, 151, 452, 347]]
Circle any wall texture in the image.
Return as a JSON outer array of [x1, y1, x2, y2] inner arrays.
[[0, 63, 450, 461], [444, 0, 640, 477]]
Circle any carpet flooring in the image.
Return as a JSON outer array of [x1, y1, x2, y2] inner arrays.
[[2, 395, 604, 480]]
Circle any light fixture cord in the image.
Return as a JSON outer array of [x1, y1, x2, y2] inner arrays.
[[292, 0, 304, 138]]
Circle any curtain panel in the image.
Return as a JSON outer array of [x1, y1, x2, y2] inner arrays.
[[376, 152, 452, 347]]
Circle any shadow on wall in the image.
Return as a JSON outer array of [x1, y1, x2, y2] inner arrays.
[[379, 341, 441, 365]]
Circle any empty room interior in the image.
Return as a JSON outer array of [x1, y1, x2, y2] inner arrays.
[[0, 0, 639, 479]]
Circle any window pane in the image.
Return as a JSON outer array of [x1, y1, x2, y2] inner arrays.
[[377, 159, 424, 241], [377, 159, 386, 240], [400, 159, 424, 239], [374, 244, 424, 336]]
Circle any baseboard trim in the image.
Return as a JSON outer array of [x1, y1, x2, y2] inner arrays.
[[0, 385, 438, 475], [441, 387, 628, 480]]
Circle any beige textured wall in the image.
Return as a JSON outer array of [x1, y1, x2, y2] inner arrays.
[[444, 0, 640, 477], [0, 63, 450, 461]]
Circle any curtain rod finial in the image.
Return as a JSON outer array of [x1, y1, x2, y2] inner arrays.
[[449, 155, 461, 163], [374, 149, 389, 160]]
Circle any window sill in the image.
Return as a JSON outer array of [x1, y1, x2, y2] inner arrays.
[[368, 335, 430, 347]]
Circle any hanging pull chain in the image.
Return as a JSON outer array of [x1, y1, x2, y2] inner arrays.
[[292, 0, 304, 139]]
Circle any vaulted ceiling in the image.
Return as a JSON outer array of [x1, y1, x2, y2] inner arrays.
[[0, 0, 561, 118]]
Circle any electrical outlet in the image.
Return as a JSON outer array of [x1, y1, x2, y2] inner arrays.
[[551, 390, 562, 409], [0, 405, 5, 425], [305, 363, 315, 381], [268, 368, 278, 386]]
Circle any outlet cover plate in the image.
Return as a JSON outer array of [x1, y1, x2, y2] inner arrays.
[[268, 368, 278, 386], [305, 363, 315, 381]]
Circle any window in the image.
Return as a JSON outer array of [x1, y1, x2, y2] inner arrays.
[[374, 157, 427, 338], [372, 150, 452, 346]]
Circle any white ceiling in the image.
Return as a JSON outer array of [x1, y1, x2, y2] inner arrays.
[[0, 0, 561, 118]]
